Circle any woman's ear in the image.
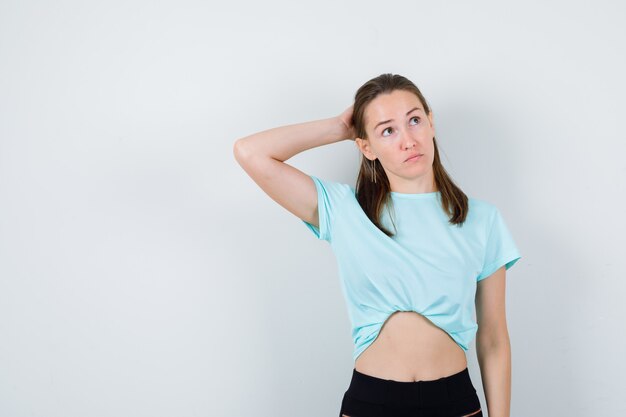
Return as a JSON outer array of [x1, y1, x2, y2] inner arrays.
[[355, 137, 376, 161]]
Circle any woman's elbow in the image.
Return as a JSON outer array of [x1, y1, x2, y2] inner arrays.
[[233, 137, 253, 163]]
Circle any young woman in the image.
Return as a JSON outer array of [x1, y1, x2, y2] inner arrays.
[[233, 73, 521, 417]]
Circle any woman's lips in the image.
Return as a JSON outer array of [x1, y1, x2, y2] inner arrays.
[[404, 154, 423, 162]]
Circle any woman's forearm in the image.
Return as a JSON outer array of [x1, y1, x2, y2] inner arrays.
[[476, 339, 511, 417], [234, 116, 351, 162]]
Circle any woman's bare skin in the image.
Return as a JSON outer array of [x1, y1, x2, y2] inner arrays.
[[354, 311, 468, 382], [343, 311, 482, 416]]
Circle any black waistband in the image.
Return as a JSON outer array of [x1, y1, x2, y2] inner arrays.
[[345, 367, 477, 407]]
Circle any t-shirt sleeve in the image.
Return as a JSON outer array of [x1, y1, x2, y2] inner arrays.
[[301, 175, 350, 242], [477, 207, 522, 281]]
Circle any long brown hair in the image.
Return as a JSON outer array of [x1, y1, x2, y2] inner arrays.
[[353, 73, 469, 236]]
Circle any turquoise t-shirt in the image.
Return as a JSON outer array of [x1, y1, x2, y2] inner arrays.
[[302, 175, 522, 361]]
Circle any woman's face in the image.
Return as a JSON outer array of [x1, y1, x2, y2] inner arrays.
[[355, 89, 437, 193]]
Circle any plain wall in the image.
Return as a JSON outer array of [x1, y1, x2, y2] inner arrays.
[[1, 0, 625, 416]]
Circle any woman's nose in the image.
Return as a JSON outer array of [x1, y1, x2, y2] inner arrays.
[[402, 132, 418, 150]]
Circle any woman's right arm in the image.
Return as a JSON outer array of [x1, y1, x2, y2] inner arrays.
[[232, 106, 355, 228]]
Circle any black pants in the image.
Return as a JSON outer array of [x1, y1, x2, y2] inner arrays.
[[339, 367, 482, 417]]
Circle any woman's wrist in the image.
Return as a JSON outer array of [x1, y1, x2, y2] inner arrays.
[[331, 116, 352, 141], [336, 104, 356, 140]]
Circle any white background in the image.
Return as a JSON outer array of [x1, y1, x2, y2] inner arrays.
[[1, 0, 625, 416]]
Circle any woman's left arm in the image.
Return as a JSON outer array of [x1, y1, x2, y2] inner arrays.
[[475, 266, 512, 417]]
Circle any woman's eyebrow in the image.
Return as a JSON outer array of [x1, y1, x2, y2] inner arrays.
[[373, 107, 422, 130]]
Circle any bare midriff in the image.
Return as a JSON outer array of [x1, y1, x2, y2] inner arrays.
[[354, 311, 468, 382]]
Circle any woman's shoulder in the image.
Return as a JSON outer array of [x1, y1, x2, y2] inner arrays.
[[467, 195, 495, 210], [466, 195, 499, 222]]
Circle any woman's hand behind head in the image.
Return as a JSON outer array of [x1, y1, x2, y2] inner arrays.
[[338, 104, 357, 141]]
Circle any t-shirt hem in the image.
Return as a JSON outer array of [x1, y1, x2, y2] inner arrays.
[[477, 252, 521, 281]]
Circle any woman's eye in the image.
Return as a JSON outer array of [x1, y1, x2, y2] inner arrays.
[[382, 127, 393, 137], [410, 116, 420, 125]]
